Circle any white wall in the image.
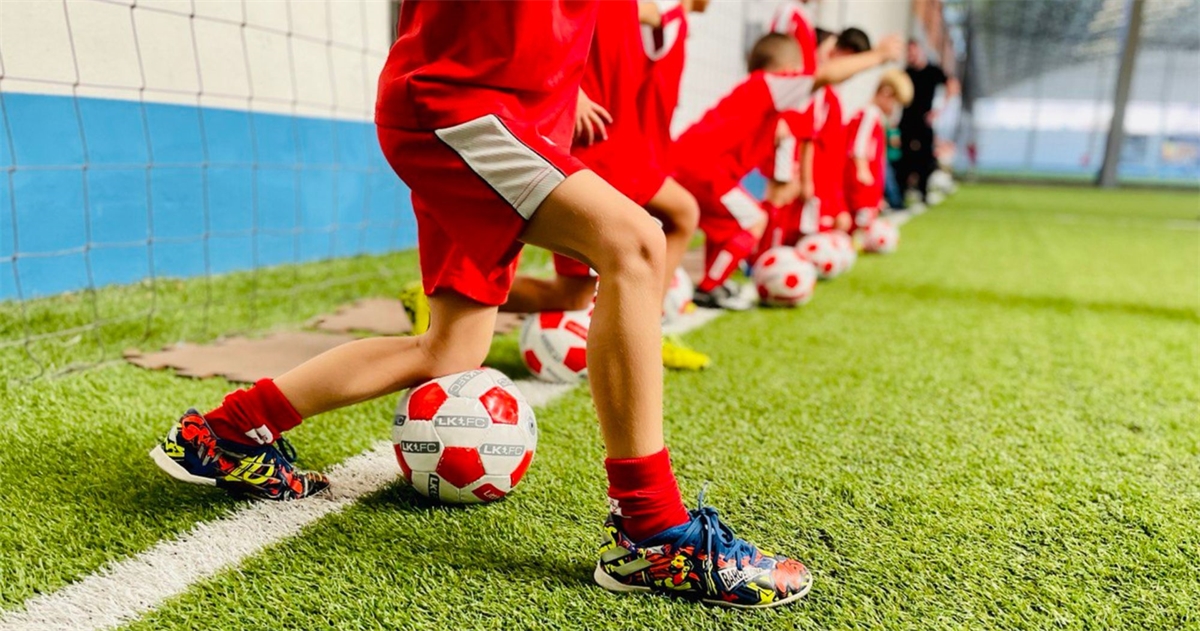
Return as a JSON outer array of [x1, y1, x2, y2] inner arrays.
[[733, 0, 912, 120], [814, 0, 912, 117], [674, 0, 753, 134], [0, 0, 393, 120]]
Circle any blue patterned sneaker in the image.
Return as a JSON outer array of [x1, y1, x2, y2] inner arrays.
[[593, 491, 813, 608], [149, 409, 329, 501]]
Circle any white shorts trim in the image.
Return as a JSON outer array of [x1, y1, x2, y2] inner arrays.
[[719, 188, 766, 230], [800, 198, 820, 235], [435, 115, 565, 220]]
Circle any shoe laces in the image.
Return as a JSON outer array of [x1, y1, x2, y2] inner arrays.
[[682, 486, 760, 596], [274, 435, 299, 463]]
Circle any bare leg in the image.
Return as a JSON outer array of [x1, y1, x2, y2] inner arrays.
[[500, 274, 596, 313], [644, 177, 699, 300], [274, 291, 497, 418], [521, 171, 665, 458]]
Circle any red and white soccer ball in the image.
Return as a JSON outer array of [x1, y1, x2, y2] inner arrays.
[[858, 219, 900, 254], [826, 230, 857, 275], [393, 368, 537, 504], [519, 309, 590, 384], [662, 266, 695, 324], [796, 233, 840, 280], [753, 247, 818, 307]]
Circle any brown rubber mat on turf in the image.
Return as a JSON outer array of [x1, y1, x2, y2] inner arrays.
[[310, 298, 525, 336], [126, 302, 527, 383], [124, 332, 357, 383], [310, 298, 414, 335]]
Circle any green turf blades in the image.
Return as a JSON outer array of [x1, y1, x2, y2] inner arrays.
[[1, 185, 1198, 629]]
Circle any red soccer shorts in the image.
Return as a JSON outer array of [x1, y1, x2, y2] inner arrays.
[[574, 135, 668, 208], [845, 184, 882, 228], [675, 170, 767, 247], [378, 115, 585, 306], [553, 252, 595, 278]]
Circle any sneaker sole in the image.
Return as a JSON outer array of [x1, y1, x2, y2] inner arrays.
[[148, 444, 216, 486], [592, 563, 813, 609]]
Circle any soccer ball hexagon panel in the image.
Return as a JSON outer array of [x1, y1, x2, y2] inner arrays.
[[393, 368, 537, 504], [753, 247, 818, 307], [519, 309, 591, 384]]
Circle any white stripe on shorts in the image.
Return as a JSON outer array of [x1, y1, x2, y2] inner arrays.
[[719, 188, 766, 230], [435, 115, 566, 220], [800, 198, 820, 235]]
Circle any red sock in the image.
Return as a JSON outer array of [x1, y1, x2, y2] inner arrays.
[[204, 379, 303, 446], [698, 230, 755, 293], [605, 448, 690, 542]]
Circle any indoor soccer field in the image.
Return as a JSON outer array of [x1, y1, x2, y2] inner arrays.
[[2, 184, 1196, 630]]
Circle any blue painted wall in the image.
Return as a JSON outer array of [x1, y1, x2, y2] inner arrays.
[[0, 92, 415, 301]]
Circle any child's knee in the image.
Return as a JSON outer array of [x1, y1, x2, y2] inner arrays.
[[671, 193, 700, 233], [599, 214, 665, 278]]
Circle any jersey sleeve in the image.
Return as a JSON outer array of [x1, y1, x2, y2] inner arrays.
[[770, 3, 818, 76], [763, 72, 815, 116]]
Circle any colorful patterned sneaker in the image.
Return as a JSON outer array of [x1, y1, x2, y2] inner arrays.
[[662, 336, 712, 371], [594, 492, 813, 608], [400, 280, 431, 335], [149, 409, 329, 501]]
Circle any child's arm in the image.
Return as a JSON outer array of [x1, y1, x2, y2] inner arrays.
[[814, 34, 903, 89], [638, 1, 662, 26], [798, 140, 815, 203], [855, 157, 874, 187], [764, 179, 800, 207]]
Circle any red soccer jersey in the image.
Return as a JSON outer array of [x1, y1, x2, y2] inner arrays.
[[376, 0, 598, 132], [572, 0, 667, 205], [672, 71, 814, 192], [639, 1, 689, 170], [844, 104, 887, 210], [812, 86, 848, 214], [575, 0, 647, 150], [770, 0, 818, 77]]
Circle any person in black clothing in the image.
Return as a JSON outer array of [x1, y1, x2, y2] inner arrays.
[[895, 39, 957, 206]]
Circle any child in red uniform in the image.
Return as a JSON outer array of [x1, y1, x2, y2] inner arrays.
[[639, 0, 708, 173], [846, 69, 913, 229], [496, 0, 711, 370], [809, 28, 874, 235], [761, 22, 901, 247], [674, 33, 815, 311], [682, 32, 901, 310], [149, 0, 810, 609]]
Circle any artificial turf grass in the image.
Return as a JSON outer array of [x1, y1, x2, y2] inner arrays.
[[0, 250, 422, 381], [112, 185, 1199, 630], [0, 245, 557, 611]]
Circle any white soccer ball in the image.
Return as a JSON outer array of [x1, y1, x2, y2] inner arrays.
[[393, 368, 537, 504], [519, 309, 590, 384], [928, 169, 955, 195], [858, 219, 900, 254], [826, 230, 857, 275], [662, 266, 695, 323], [753, 247, 818, 307], [796, 233, 840, 279]]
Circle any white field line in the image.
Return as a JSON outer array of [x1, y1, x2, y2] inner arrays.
[[0, 308, 723, 631]]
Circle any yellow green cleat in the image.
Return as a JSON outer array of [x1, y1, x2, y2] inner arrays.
[[400, 280, 431, 335], [662, 336, 711, 371]]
